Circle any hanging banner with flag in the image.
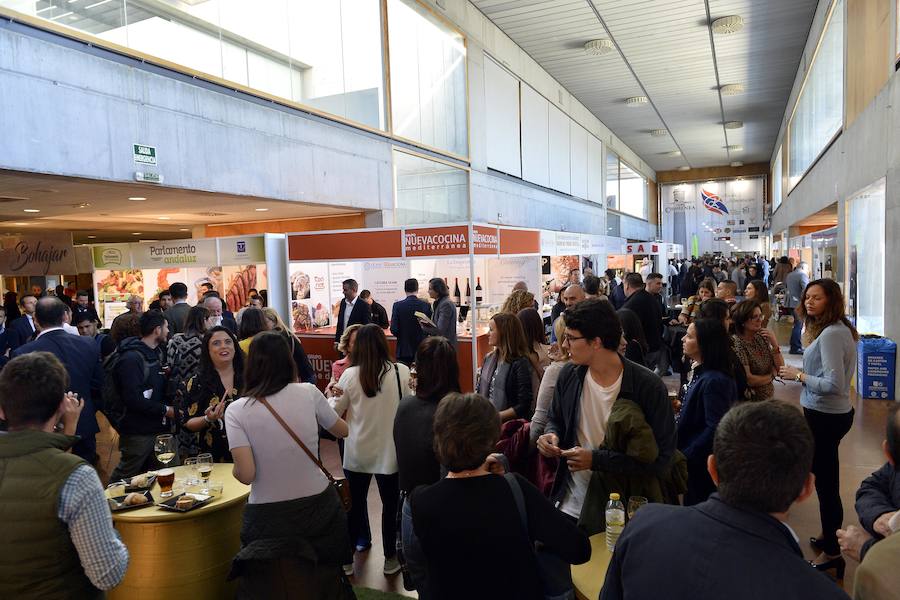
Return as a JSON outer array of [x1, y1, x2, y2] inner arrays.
[[661, 177, 764, 256]]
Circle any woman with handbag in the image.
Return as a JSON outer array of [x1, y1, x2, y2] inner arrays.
[[404, 393, 590, 599], [225, 331, 354, 599], [331, 324, 411, 577]]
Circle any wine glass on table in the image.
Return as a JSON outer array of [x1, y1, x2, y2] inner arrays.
[[154, 434, 177, 498]]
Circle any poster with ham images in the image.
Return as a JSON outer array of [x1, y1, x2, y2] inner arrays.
[[221, 264, 266, 313], [143, 267, 221, 306], [289, 262, 329, 331]]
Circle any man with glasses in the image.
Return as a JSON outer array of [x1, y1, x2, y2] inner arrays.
[[537, 298, 676, 527]]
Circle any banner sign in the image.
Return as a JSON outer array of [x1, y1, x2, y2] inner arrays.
[[624, 242, 660, 255], [218, 236, 266, 265], [91, 244, 133, 269], [472, 226, 500, 255], [131, 239, 217, 268], [0, 232, 76, 276], [404, 226, 469, 257]]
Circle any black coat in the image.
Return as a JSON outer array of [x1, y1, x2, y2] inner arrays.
[[545, 357, 675, 506], [7, 315, 36, 352], [390, 296, 432, 364], [856, 462, 900, 559], [370, 301, 390, 329], [623, 289, 663, 351], [601, 495, 851, 600], [478, 355, 534, 421], [334, 297, 372, 342], [113, 337, 169, 436]]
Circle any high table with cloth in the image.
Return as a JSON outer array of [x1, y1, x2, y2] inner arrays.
[[105, 463, 249, 599]]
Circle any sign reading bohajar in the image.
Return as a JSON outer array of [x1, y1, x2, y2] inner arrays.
[[0, 232, 77, 276]]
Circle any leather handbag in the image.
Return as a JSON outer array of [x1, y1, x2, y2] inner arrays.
[[257, 396, 352, 512]]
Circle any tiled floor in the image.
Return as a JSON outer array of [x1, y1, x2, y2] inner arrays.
[[96, 316, 891, 597]]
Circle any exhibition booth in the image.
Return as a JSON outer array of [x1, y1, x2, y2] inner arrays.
[[89, 235, 288, 327], [0, 232, 94, 298], [286, 223, 542, 391]]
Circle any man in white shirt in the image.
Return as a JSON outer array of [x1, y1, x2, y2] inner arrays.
[[334, 279, 371, 351]]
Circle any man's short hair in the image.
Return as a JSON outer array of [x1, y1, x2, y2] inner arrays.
[[0, 352, 68, 427], [583, 275, 601, 295], [886, 404, 900, 464], [359, 290, 372, 300], [76, 289, 90, 299], [721, 280, 738, 294], [19, 294, 36, 307], [342, 279, 359, 291], [604, 268, 617, 280], [433, 393, 500, 471], [647, 272, 664, 281], [202, 290, 221, 300], [35, 298, 66, 328], [623, 272, 644, 289], [169, 282, 188, 300], [714, 401, 813, 513], [158, 290, 172, 300], [404, 278, 419, 294], [139, 310, 167, 337], [563, 298, 622, 351], [72, 311, 96, 326]]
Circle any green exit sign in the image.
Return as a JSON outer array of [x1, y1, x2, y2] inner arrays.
[[133, 144, 157, 165]]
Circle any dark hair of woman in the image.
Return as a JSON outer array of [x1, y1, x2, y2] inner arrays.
[[414, 336, 460, 401], [243, 331, 297, 400], [697, 278, 716, 296], [746, 280, 770, 304], [239, 307, 268, 341], [433, 393, 500, 472], [350, 324, 392, 397], [697, 297, 730, 328], [516, 308, 545, 347], [730, 300, 761, 336], [796, 278, 859, 342], [692, 318, 734, 377], [429, 277, 449, 298], [183, 305, 210, 337], [617, 308, 648, 354], [198, 326, 244, 385], [490, 312, 532, 363]]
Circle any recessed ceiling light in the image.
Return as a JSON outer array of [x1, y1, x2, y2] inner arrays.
[[711, 15, 744, 35], [23, 209, 40, 213], [649, 129, 668, 137], [158, 216, 171, 220], [132, 232, 142, 235], [254, 208, 270, 212], [87, 235, 97, 239], [663, 150, 682, 157], [678, 166, 691, 172], [724, 120, 744, 129], [73, 202, 91, 209], [584, 39, 614, 56], [726, 144, 744, 152], [11, 222, 27, 226], [720, 83, 744, 96], [731, 161, 744, 167], [625, 96, 649, 107], [179, 228, 190, 232], [128, 197, 147, 201]]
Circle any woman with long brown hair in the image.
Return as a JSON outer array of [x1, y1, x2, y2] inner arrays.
[[477, 313, 535, 423], [330, 324, 411, 577], [780, 278, 859, 578]]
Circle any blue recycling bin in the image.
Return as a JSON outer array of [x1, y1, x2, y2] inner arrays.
[[857, 337, 897, 400]]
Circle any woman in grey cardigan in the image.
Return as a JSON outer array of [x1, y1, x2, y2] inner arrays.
[[419, 278, 458, 347], [780, 278, 859, 580]]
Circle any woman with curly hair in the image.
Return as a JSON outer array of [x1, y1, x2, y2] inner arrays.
[[501, 288, 536, 315]]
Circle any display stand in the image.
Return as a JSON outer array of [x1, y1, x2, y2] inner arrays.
[[285, 223, 542, 392]]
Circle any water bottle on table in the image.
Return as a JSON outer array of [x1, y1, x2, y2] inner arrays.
[[605, 493, 625, 552]]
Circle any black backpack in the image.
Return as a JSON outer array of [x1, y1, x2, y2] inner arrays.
[[100, 349, 150, 429]]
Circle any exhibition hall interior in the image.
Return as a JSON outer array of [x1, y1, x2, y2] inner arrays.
[[0, 0, 898, 599]]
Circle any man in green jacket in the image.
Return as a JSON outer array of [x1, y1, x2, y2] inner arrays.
[[0, 352, 129, 599]]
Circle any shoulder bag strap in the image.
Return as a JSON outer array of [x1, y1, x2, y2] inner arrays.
[[257, 396, 338, 485], [394, 363, 402, 401], [503, 473, 530, 540]]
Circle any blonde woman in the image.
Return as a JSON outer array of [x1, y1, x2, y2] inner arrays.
[[262, 307, 316, 385], [326, 323, 363, 396], [501, 289, 536, 315], [531, 316, 571, 444]]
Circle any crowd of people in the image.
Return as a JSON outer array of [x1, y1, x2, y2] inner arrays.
[[0, 257, 896, 600]]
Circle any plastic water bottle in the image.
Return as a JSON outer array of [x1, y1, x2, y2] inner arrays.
[[605, 493, 625, 552]]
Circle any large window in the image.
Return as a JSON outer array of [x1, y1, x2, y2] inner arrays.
[[387, 0, 468, 157], [847, 179, 885, 335], [606, 151, 647, 219], [606, 151, 619, 210], [788, 0, 844, 189], [393, 150, 468, 225], [772, 146, 783, 211]]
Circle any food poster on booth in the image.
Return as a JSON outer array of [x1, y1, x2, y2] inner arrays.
[[94, 269, 143, 327], [486, 257, 541, 306], [289, 262, 329, 331], [362, 261, 410, 314], [222, 264, 266, 313], [143, 267, 222, 305], [543, 256, 580, 296]]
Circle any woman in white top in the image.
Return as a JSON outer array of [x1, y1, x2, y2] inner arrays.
[[531, 316, 571, 444], [331, 324, 411, 577], [225, 331, 353, 598]]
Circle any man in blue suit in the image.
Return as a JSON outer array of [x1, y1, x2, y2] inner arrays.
[[7, 293, 37, 352], [13, 297, 104, 463], [390, 278, 432, 366]]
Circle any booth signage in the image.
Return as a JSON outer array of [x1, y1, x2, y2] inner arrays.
[[555, 232, 581, 255], [219, 236, 266, 264], [132, 239, 217, 267], [0, 233, 76, 276], [581, 234, 604, 255], [404, 226, 469, 257], [540, 230, 557, 255], [92, 244, 133, 269], [624, 243, 660, 255], [472, 226, 500, 255]]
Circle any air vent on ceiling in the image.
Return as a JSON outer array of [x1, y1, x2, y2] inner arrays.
[[198, 212, 228, 217], [0, 196, 29, 203]]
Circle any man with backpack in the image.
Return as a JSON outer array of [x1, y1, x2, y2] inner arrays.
[[73, 312, 115, 359], [108, 311, 173, 482]]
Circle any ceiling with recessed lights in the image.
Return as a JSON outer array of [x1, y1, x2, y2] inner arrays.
[[0, 170, 361, 243], [471, 0, 818, 171]]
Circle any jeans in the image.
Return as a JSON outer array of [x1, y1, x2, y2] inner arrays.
[[345, 470, 400, 559], [401, 497, 429, 592], [110, 433, 160, 482], [790, 308, 804, 352], [804, 407, 855, 555]]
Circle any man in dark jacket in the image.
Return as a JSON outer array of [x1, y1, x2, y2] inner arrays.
[[360, 289, 390, 329], [390, 279, 432, 366], [12, 298, 104, 462], [109, 311, 172, 481], [7, 293, 37, 352], [537, 298, 675, 523], [837, 404, 900, 562], [335, 279, 371, 348], [622, 273, 664, 372], [164, 282, 191, 336], [601, 400, 850, 600], [72, 290, 100, 326]]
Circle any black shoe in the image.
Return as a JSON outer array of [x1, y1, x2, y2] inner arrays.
[[808, 537, 824, 552], [810, 556, 845, 582], [789, 349, 804, 355]]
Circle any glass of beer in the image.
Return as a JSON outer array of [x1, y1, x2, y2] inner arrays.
[[197, 453, 213, 484], [154, 434, 176, 466], [157, 468, 176, 498]]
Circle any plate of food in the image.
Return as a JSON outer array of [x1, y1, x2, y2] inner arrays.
[[108, 491, 153, 512], [123, 472, 157, 492], [157, 492, 214, 513]]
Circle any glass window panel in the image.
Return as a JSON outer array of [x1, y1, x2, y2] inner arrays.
[[394, 151, 468, 225], [388, 0, 468, 157], [606, 151, 619, 210], [847, 180, 885, 335], [788, 0, 844, 188], [772, 146, 783, 210], [618, 161, 646, 219], [4, 0, 127, 42]]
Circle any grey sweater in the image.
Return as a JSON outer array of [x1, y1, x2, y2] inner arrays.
[[801, 322, 857, 414]]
